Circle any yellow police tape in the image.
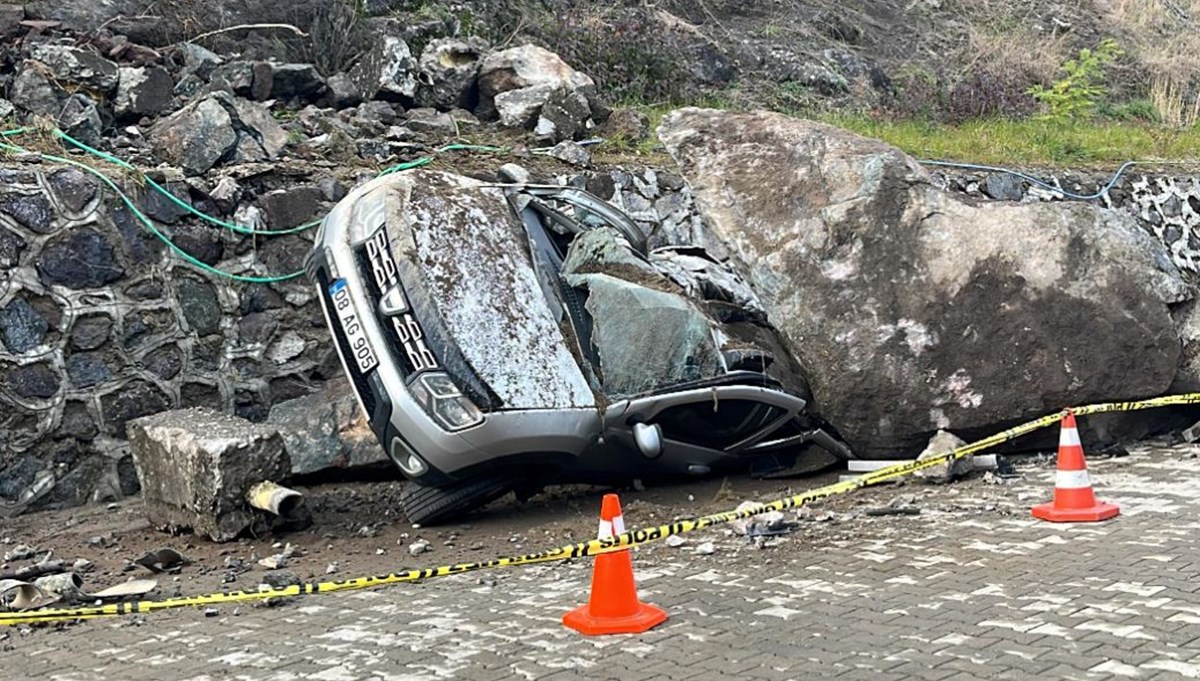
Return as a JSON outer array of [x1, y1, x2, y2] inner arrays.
[[4, 392, 1200, 626]]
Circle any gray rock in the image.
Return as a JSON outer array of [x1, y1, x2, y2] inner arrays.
[[100, 379, 171, 436], [115, 66, 174, 118], [0, 98, 13, 119], [58, 401, 97, 441], [140, 182, 191, 224], [7, 363, 59, 399], [404, 107, 457, 136], [179, 43, 222, 79], [659, 109, 1187, 457], [66, 352, 111, 388], [0, 4, 23, 38], [177, 277, 221, 336], [128, 407, 290, 542], [142, 345, 182, 380], [47, 168, 97, 214], [416, 37, 488, 110], [348, 36, 418, 102], [0, 192, 53, 233], [544, 140, 591, 167], [534, 86, 593, 143], [70, 314, 111, 351], [58, 94, 103, 147], [0, 226, 27, 268], [493, 83, 556, 129], [0, 299, 48, 353], [982, 173, 1025, 202], [166, 223, 223, 265], [325, 73, 361, 108], [37, 228, 123, 289], [258, 185, 322, 230], [149, 92, 285, 175], [267, 378, 388, 476], [231, 98, 288, 160], [9, 62, 62, 116], [914, 430, 971, 482], [149, 93, 238, 175], [477, 44, 595, 118], [270, 63, 326, 100], [30, 44, 119, 91], [357, 101, 399, 125], [238, 311, 278, 345], [207, 61, 256, 97]]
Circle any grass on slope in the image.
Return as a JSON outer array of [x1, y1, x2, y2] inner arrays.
[[598, 104, 1200, 169]]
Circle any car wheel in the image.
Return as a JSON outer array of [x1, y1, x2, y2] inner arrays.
[[399, 476, 517, 525]]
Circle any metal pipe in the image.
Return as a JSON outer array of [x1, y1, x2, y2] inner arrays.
[[247, 481, 304, 517]]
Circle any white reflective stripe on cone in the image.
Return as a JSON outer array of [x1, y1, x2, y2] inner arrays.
[[598, 519, 613, 539], [1059, 427, 1081, 447], [1056, 469, 1091, 489], [613, 515, 626, 535]]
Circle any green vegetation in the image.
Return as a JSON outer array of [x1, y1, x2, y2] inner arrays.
[[1028, 39, 1124, 122], [815, 116, 1200, 166]]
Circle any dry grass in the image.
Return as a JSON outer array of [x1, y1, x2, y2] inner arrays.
[[1103, 0, 1200, 88], [961, 23, 1069, 82], [1151, 75, 1200, 128]]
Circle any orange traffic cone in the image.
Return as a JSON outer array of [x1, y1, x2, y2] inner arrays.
[[563, 494, 667, 635], [1031, 411, 1120, 522]]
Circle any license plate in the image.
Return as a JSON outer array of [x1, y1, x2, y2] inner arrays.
[[328, 279, 378, 374]]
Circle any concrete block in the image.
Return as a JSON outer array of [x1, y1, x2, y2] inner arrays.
[[128, 407, 289, 542]]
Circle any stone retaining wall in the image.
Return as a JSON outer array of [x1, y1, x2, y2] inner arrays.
[[934, 168, 1200, 274], [0, 162, 333, 510]]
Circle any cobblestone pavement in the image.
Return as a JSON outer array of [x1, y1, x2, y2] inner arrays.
[[6, 444, 1200, 681]]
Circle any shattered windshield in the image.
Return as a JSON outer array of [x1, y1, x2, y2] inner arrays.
[[560, 227, 725, 398]]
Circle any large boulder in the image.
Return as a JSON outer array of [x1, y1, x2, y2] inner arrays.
[[658, 108, 1188, 457], [476, 44, 601, 140]]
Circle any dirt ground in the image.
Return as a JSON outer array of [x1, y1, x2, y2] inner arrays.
[[0, 448, 1068, 611]]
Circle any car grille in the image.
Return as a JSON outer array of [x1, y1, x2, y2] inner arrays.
[[355, 228, 440, 377]]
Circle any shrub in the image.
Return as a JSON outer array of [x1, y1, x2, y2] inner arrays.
[[1028, 38, 1124, 121]]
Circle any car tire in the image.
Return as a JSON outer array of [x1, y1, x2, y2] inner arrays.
[[399, 476, 516, 525]]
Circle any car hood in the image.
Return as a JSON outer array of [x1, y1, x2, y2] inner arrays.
[[383, 170, 597, 410]]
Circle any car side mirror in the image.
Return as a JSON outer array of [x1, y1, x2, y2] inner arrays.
[[633, 422, 663, 458]]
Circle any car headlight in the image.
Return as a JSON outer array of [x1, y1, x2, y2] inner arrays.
[[408, 372, 484, 431]]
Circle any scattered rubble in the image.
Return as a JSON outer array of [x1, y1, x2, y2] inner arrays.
[[3, 544, 35, 562]]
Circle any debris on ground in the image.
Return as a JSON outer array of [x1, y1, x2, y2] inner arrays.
[[914, 430, 972, 483], [408, 539, 431, 557], [261, 571, 301, 589], [665, 535, 687, 548], [695, 542, 715, 555], [134, 548, 190, 574], [3, 544, 35, 562]]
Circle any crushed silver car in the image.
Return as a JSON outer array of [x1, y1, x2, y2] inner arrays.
[[305, 167, 851, 524]]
